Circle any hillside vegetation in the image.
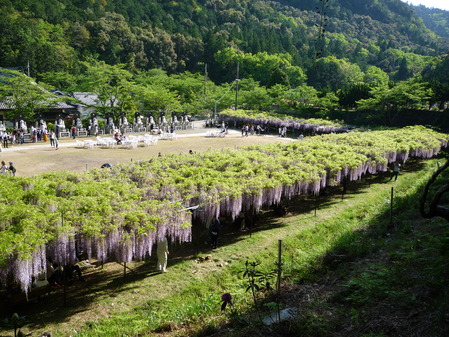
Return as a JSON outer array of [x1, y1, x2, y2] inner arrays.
[[2, 0, 449, 134], [0, 0, 447, 80], [413, 4, 449, 39]]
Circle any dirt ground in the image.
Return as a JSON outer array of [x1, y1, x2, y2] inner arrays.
[[0, 124, 292, 177]]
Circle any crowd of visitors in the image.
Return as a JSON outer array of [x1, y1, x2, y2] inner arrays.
[[0, 123, 54, 148], [241, 124, 265, 136]]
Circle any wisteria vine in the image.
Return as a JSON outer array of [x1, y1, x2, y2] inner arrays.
[[0, 125, 447, 293], [219, 108, 349, 134]]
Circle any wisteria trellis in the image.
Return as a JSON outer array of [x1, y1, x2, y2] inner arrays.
[[0, 125, 447, 293], [219, 108, 350, 134]]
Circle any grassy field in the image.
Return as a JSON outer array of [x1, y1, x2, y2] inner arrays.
[[1, 126, 448, 337]]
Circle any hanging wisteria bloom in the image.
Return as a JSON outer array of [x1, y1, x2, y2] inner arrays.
[[0, 125, 448, 293]]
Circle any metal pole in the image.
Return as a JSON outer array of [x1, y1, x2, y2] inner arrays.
[[235, 63, 240, 110], [204, 63, 208, 96]]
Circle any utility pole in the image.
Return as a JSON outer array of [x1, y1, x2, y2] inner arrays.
[[235, 62, 240, 110], [203, 63, 208, 96]]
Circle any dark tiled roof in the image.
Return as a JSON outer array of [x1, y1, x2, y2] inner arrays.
[[0, 98, 78, 111]]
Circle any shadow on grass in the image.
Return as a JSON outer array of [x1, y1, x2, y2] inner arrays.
[[191, 158, 448, 337], [0, 159, 433, 334]]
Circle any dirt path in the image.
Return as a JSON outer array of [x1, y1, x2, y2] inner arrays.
[[0, 125, 292, 177]]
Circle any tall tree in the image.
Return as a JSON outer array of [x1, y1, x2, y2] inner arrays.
[[307, 56, 364, 92], [0, 69, 59, 122], [422, 55, 449, 109], [357, 78, 432, 124], [78, 62, 136, 121]]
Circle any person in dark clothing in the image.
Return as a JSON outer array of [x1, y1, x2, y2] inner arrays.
[[388, 162, 401, 181], [209, 216, 221, 249], [8, 162, 16, 176]]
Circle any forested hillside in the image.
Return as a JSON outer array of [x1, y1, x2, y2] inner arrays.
[[2, 0, 449, 131], [0, 0, 447, 81], [412, 5, 449, 39]]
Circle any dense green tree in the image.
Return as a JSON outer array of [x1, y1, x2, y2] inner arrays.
[[268, 84, 290, 112], [337, 65, 389, 109], [337, 84, 371, 109], [307, 56, 364, 92], [134, 85, 181, 118], [40, 71, 79, 92], [0, 69, 60, 121], [135, 69, 216, 112], [238, 78, 271, 111], [85, 12, 141, 66], [215, 47, 306, 88], [377, 49, 433, 80], [413, 5, 449, 39], [422, 55, 449, 108], [364, 66, 390, 87], [77, 62, 137, 121], [0, 7, 77, 76], [283, 85, 319, 111], [0, 0, 446, 80], [357, 78, 432, 124], [314, 92, 340, 112]]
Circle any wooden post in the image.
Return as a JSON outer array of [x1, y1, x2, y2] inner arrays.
[[249, 215, 252, 238], [390, 187, 394, 226], [62, 265, 67, 307], [61, 211, 67, 306], [342, 176, 347, 200], [277, 239, 282, 294]]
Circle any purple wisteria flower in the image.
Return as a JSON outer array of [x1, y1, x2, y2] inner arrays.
[[221, 293, 233, 310]]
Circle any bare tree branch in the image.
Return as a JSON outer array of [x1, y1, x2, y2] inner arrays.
[[419, 159, 449, 221]]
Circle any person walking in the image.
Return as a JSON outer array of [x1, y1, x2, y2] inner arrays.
[[49, 131, 55, 147], [3, 134, 8, 148], [209, 216, 221, 249], [388, 162, 401, 181], [8, 162, 16, 176], [0, 161, 7, 174], [156, 237, 169, 273]]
